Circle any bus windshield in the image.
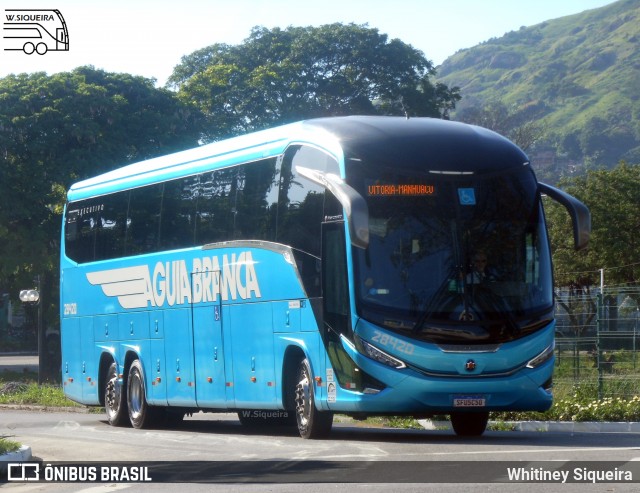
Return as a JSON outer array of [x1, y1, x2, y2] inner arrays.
[[349, 162, 553, 344]]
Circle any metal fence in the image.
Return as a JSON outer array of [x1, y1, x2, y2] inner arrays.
[[4, 286, 640, 397], [555, 287, 640, 400]]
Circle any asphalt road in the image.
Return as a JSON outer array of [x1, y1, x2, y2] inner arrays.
[[2, 408, 640, 492], [2, 355, 640, 491], [0, 354, 38, 373]]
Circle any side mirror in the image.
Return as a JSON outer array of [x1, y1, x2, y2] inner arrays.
[[296, 166, 369, 249], [539, 182, 590, 250]]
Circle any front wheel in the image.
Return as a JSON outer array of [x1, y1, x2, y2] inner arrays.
[[294, 358, 333, 439], [104, 362, 128, 426], [450, 412, 489, 436]]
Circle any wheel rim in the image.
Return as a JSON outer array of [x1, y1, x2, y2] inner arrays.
[[295, 371, 310, 429], [129, 371, 142, 419], [105, 373, 120, 417]]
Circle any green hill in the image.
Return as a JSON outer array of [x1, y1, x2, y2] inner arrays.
[[436, 0, 640, 177]]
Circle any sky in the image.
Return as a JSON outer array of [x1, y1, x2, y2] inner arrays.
[[0, 0, 618, 87]]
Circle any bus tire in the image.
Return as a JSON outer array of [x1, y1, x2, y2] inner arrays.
[[104, 361, 128, 427], [127, 359, 153, 429], [450, 412, 489, 436], [294, 358, 333, 439]]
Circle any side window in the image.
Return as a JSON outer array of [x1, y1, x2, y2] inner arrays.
[[65, 195, 128, 263], [277, 145, 340, 256], [196, 168, 235, 245], [195, 158, 281, 246], [64, 159, 283, 261], [95, 193, 127, 260], [160, 176, 198, 250], [323, 222, 350, 326], [323, 221, 358, 388], [64, 202, 97, 263], [126, 184, 163, 255], [234, 158, 279, 242], [277, 145, 341, 297]]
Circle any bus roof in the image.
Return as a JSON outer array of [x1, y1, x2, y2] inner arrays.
[[67, 116, 529, 202]]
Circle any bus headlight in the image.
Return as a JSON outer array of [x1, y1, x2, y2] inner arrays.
[[526, 342, 555, 369], [357, 336, 406, 369]]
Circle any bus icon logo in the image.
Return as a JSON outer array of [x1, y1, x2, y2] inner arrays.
[[7, 463, 40, 481], [3, 9, 69, 55]]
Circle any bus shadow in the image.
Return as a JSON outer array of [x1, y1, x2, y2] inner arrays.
[[102, 414, 640, 449], [100, 415, 638, 448]]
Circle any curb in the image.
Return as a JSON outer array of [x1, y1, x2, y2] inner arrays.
[[419, 419, 640, 433], [0, 404, 91, 413], [0, 445, 33, 473], [508, 420, 640, 433]]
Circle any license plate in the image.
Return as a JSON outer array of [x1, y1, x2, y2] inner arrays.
[[453, 395, 486, 407]]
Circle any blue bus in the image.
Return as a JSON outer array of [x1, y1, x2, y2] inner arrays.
[[3, 9, 69, 55], [60, 116, 590, 437]]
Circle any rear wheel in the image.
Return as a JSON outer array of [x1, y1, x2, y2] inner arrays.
[[294, 358, 333, 439], [450, 412, 489, 436], [104, 362, 128, 426], [127, 359, 154, 429]]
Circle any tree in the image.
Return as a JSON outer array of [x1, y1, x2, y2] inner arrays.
[[546, 162, 640, 288], [457, 101, 544, 152], [545, 162, 640, 338], [0, 67, 203, 328], [168, 23, 461, 141]]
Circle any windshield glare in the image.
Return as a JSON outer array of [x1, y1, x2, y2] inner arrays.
[[350, 165, 553, 344]]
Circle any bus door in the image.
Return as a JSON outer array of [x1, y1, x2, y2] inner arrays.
[[56, 28, 66, 50], [192, 271, 227, 407], [321, 221, 362, 400]]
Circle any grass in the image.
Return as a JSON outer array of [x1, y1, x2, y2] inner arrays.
[[0, 370, 82, 408], [359, 416, 424, 430], [0, 437, 21, 455]]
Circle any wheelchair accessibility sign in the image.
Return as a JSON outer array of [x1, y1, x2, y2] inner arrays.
[[3, 9, 69, 55], [458, 188, 476, 206]]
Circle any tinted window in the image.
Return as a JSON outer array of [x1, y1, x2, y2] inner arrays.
[[277, 146, 340, 257], [234, 158, 279, 241], [95, 193, 127, 260], [65, 202, 99, 263], [126, 184, 163, 255], [196, 168, 236, 245], [64, 154, 336, 264], [160, 176, 198, 250], [276, 146, 342, 297]]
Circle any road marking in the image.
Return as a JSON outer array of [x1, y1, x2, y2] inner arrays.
[[427, 446, 640, 456], [77, 485, 131, 493], [4, 485, 131, 493]]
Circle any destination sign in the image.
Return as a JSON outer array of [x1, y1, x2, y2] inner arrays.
[[367, 184, 435, 196]]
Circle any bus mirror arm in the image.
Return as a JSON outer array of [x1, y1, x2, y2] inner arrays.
[[296, 166, 370, 249], [538, 182, 591, 251]]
